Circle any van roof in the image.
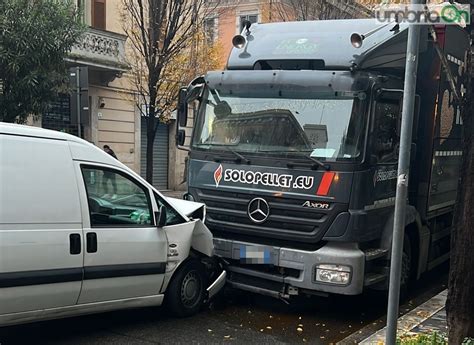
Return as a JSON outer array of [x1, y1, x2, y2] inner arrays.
[[0, 122, 86, 143], [0, 122, 119, 167], [0, 122, 134, 182], [0, 122, 195, 221]]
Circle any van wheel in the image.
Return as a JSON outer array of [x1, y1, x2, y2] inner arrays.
[[166, 260, 206, 317]]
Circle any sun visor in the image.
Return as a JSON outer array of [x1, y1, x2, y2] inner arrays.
[[205, 70, 371, 98], [226, 19, 427, 72]]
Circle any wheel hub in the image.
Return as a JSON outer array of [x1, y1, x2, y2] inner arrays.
[[181, 270, 201, 308]]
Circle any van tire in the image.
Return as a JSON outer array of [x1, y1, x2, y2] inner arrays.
[[166, 259, 207, 317]]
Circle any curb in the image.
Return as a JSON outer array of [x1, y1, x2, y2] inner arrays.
[[338, 289, 447, 344]]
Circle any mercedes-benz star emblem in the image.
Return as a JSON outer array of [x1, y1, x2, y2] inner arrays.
[[247, 197, 270, 224]]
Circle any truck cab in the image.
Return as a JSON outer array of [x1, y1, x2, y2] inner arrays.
[[177, 19, 468, 298]]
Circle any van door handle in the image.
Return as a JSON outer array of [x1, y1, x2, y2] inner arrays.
[[69, 234, 81, 255], [86, 232, 97, 253]]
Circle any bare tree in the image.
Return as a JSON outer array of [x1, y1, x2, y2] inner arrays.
[[446, 103, 474, 340], [446, 3, 474, 342], [269, 0, 369, 22], [121, 0, 220, 184]]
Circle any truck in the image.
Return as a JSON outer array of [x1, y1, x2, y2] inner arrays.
[[175, 18, 469, 298]]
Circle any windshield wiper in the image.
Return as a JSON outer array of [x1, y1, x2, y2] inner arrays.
[[307, 156, 330, 170], [214, 149, 251, 164], [287, 155, 330, 171], [229, 149, 251, 164]]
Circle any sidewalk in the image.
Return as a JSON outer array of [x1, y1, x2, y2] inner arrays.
[[339, 290, 447, 344]]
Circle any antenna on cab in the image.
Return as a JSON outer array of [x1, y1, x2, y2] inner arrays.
[[350, 17, 400, 48]]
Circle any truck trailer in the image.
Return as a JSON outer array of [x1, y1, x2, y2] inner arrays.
[[176, 19, 469, 298]]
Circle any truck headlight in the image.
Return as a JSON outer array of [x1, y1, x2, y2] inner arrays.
[[314, 264, 351, 285]]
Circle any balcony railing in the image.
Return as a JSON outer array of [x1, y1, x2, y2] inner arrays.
[[68, 27, 128, 72]]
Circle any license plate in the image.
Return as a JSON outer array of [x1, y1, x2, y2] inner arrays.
[[239, 246, 272, 264]]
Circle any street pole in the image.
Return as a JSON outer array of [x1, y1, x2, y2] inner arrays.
[[76, 66, 82, 138], [385, 1, 422, 344]]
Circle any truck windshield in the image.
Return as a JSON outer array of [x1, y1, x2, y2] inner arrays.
[[192, 88, 367, 162]]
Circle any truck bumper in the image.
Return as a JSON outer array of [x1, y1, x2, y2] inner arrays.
[[214, 238, 365, 296]]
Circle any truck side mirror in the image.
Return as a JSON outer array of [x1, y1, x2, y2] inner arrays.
[[155, 205, 167, 228], [176, 129, 186, 147], [177, 87, 188, 128]]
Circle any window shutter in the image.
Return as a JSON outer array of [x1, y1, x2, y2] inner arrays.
[[92, 0, 106, 30]]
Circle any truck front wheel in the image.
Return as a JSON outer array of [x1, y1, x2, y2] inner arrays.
[[400, 235, 413, 298], [166, 259, 207, 317]]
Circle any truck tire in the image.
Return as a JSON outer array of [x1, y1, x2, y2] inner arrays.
[[166, 259, 207, 317], [400, 235, 413, 299]]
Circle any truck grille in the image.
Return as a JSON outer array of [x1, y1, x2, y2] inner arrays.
[[192, 188, 346, 243]]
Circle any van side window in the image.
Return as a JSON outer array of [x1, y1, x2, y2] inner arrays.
[[373, 100, 401, 163], [81, 167, 153, 227]]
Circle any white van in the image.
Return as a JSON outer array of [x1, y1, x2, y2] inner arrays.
[[0, 123, 226, 326]]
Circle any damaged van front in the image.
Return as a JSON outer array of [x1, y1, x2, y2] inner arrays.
[[163, 197, 227, 306], [0, 123, 225, 326]]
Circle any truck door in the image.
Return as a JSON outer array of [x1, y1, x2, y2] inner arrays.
[[371, 94, 403, 202], [370, 91, 419, 204], [75, 164, 168, 304]]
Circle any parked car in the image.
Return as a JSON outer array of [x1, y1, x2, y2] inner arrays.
[[0, 123, 226, 327]]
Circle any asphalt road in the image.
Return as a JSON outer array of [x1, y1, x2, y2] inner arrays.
[[0, 265, 448, 345]]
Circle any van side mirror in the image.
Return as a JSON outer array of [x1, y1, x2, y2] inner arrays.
[[177, 87, 188, 128], [155, 205, 167, 228], [176, 129, 186, 146]]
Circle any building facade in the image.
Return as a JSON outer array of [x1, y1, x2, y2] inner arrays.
[[34, 0, 179, 190]]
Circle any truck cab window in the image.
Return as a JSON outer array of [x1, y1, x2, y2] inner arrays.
[[372, 100, 401, 163], [82, 167, 152, 227]]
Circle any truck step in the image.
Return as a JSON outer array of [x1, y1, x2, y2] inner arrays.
[[364, 248, 389, 261], [364, 272, 387, 286], [228, 271, 285, 293]]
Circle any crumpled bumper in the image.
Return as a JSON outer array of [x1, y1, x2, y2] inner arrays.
[[206, 270, 227, 299]]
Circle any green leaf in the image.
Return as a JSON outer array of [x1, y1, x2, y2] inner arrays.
[[0, 0, 85, 123]]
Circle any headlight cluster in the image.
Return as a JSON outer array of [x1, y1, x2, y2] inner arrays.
[[314, 264, 351, 285]]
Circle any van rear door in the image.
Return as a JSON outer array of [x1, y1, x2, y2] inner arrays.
[[0, 134, 84, 315]]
